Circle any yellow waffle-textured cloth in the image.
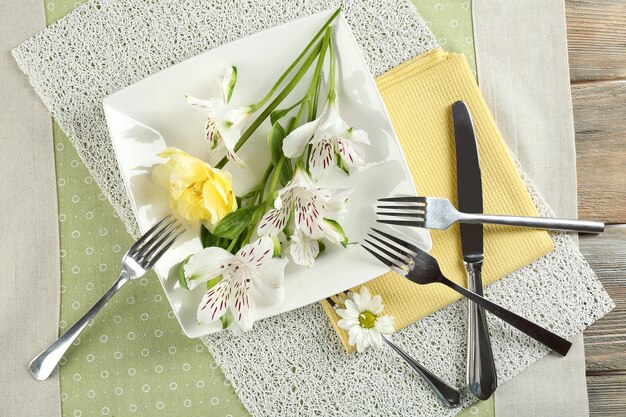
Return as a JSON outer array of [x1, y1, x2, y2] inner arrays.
[[321, 48, 555, 352]]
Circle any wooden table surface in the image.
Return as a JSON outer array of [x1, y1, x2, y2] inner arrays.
[[566, 1, 626, 415]]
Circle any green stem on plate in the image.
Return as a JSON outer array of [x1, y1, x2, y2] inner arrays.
[[255, 163, 274, 204], [328, 30, 336, 102], [266, 156, 285, 198], [215, 40, 324, 170], [226, 236, 238, 253], [248, 7, 342, 111], [306, 27, 330, 120]]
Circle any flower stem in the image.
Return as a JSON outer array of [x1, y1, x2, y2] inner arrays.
[[267, 157, 285, 198], [328, 31, 336, 101], [255, 164, 274, 204], [248, 7, 342, 111], [226, 237, 238, 253], [307, 27, 331, 120], [215, 40, 324, 170]]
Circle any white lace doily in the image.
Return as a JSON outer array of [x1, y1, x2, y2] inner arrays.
[[12, 1, 613, 416]]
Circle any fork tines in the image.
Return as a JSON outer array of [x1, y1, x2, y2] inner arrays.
[[130, 216, 186, 269], [361, 228, 419, 275], [376, 196, 426, 227]]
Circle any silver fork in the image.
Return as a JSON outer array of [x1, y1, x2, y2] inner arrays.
[[326, 293, 462, 408], [29, 216, 185, 380], [377, 196, 604, 233], [361, 228, 572, 356]]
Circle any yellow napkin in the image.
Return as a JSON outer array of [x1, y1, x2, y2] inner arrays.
[[322, 48, 555, 352]]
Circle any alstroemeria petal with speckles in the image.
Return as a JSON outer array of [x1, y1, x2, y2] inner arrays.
[[257, 206, 291, 237], [184, 247, 236, 290], [309, 138, 336, 180], [227, 270, 252, 330], [336, 133, 367, 172], [289, 229, 320, 267], [236, 237, 274, 268], [197, 278, 230, 323], [253, 258, 288, 303]]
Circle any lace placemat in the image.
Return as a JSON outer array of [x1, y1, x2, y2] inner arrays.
[[12, 0, 613, 416]]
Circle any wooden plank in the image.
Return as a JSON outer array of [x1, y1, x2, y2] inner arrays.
[[581, 228, 626, 372], [572, 81, 626, 223], [587, 373, 626, 416], [565, 0, 626, 82]]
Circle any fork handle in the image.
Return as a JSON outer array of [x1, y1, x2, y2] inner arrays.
[[441, 278, 572, 356], [29, 272, 130, 380], [460, 213, 604, 234], [465, 261, 497, 400], [383, 336, 462, 408]]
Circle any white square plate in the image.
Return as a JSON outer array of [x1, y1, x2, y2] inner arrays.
[[103, 10, 431, 337]]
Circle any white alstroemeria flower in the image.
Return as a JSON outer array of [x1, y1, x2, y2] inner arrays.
[[186, 66, 252, 167], [257, 168, 350, 267], [183, 237, 288, 333], [282, 100, 370, 179], [336, 286, 394, 352]]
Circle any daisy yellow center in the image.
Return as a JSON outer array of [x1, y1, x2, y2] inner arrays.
[[358, 311, 377, 329]]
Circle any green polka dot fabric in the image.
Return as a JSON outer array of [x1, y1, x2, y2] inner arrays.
[[412, 0, 477, 74], [46, 0, 492, 416], [52, 117, 247, 417]]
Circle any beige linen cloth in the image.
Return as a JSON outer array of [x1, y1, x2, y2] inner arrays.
[[473, 1, 590, 416], [0, 1, 61, 417]]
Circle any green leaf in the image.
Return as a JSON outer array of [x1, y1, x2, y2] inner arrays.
[[177, 256, 192, 290], [318, 240, 326, 255], [225, 66, 237, 102], [270, 109, 292, 126], [271, 236, 282, 257], [267, 122, 286, 166], [336, 152, 350, 174], [213, 205, 260, 240], [323, 219, 349, 247], [241, 188, 259, 201], [270, 98, 306, 125], [215, 237, 232, 250], [220, 310, 234, 329], [279, 159, 293, 186], [206, 275, 222, 290], [200, 225, 218, 248], [283, 214, 295, 240]]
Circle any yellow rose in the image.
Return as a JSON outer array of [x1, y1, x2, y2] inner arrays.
[[153, 147, 237, 226]]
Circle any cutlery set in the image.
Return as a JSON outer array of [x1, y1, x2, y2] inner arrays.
[[358, 100, 604, 405]]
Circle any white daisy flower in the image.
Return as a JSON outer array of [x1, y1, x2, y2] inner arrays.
[[256, 167, 350, 267], [336, 286, 394, 352], [282, 100, 370, 179], [183, 236, 288, 333], [186, 66, 252, 167]]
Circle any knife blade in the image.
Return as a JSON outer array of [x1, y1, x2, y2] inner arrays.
[[452, 100, 497, 400]]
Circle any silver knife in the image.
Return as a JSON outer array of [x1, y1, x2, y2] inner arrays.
[[452, 100, 497, 400]]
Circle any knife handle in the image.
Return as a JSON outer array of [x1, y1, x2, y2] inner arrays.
[[466, 261, 498, 400], [460, 213, 604, 234]]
